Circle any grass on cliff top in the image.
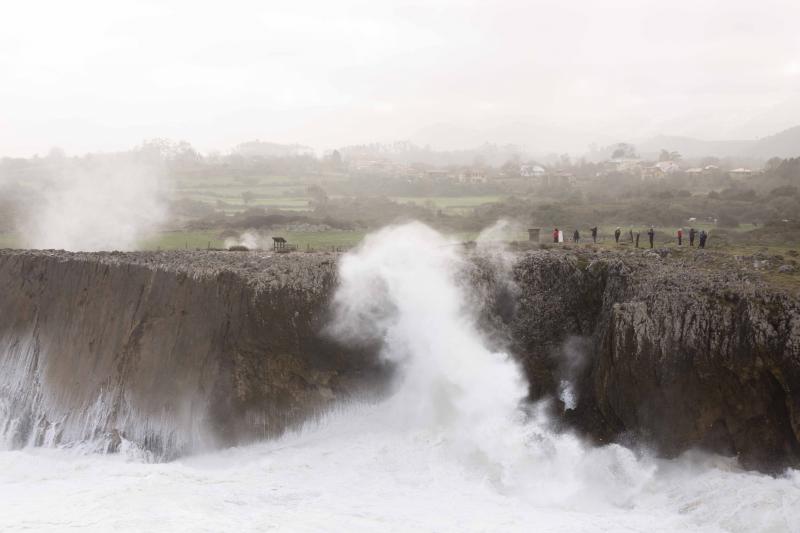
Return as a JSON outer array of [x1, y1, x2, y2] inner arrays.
[[138, 230, 370, 251], [138, 228, 517, 251], [1, 228, 507, 252]]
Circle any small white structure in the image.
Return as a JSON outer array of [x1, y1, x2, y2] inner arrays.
[[643, 160, 681, 180], [457, 169, 487, 184], [520, 164, 546, 177], [608, 158, 643, 174], [655, 161, 681, 174], [729, 168, 753, 178]]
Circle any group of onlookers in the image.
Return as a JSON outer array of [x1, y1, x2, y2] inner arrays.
[[552, 226, 708, 248], [675, 227, 708, 248]]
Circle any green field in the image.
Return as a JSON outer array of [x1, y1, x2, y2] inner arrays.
[[174, 175, 335, 213], [138, 231, 226, 250], [557, 223, 761, 247], [0, 230, 371, 252], [391, 195, 506, 213], [0, 232, 19, 249], [188, 195, 313, 212], [173, 171, 510, 215], [137, 226, 541, 251], [277, 230, 368, 250], [176, 174, 508, 215], [140, 229, 369, 251]]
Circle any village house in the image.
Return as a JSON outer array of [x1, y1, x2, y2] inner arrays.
[[642, 160, 681, 180], [611, 158, 643, 175], [729, 167, 753, 179], [519, 164, 546, 178], [686, 167, 703, 176], [457, 169, 488, 184]]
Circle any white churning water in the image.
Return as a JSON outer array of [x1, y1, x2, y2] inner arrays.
[[1, 222, 799, 532]]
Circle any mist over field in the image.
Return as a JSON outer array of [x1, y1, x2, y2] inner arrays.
[[1, 1, 799, 253]]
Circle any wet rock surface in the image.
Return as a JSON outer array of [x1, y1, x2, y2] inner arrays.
[[1, 247, 798, 471], [497, 247, 800, 472], [0, 249, 382, 459]]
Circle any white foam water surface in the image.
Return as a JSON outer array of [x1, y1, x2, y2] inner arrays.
[[1, 409, 798, 532]]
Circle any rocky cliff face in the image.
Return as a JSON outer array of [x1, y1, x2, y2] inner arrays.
[[497, 250, 800, 472], [1, 247, 798, 470], [0, 250, 380, 459]]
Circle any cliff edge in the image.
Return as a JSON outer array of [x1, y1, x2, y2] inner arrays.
[[0, 250, 379, 458], [1, 247, 798, 470]]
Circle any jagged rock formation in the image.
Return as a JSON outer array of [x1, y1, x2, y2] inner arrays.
[[499, 250, 800, 472], [0, 250, 380, 458], [0, 247, 798, 470]]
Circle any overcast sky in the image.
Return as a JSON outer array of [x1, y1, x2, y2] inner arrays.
[[2, 0, 799, 156]]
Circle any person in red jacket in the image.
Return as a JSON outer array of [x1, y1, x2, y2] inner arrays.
[[553, 227, 559, 243], [677, 228, 683, 246]]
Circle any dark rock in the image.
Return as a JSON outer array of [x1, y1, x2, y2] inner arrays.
[[498, 250, 800, 472], [106, 429, 122, 453], [0, 249, 385, 459], [1, 247, 798, 472]]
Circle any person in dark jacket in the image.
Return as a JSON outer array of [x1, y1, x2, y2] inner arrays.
[[553, 227, 559, 243], [573, 229, 580, 243], [699, 230, 707, 249], [677, 228, 683, 246], [647, 226, 655, 248], [591, 226, 598, 243], [629, 229, 634, 243], [689, 227, 696, 246], [635, 231, 640, 248], [614, 227, 621, 244]]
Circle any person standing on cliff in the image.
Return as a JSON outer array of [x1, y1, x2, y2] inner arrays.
[[573, 229, 580, 243], [553, 227, 559, 243], [591, 226, 598, 243], [699, 229, 707, 249], [677, 228, 683, 246], [647, 226, 655, 248], [614, 227, 621, 244], [629, 228, 634, 243], [689, 227, 697, 246], [635, 231, 640, 248]]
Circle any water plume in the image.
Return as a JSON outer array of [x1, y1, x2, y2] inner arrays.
[[329, 221, 650, 498], [332, 223, 527, 434], [223, 231, 273, 250], [18, 154, 170, 251]]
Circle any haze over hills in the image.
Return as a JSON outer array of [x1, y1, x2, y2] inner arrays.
[[391, 123, 800, 163], [3, 123, 798, 164], [635, 125, 800, 160], [410, 120, 601, 155]]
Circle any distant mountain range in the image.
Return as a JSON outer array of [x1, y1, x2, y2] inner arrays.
[[409, 122, 800, 161], [637, 126, 800, 160]]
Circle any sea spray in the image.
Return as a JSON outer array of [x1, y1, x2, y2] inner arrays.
[[331, 223, 527, 473], [18, 153, 169, 251], [329, 222, 653, 501]]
